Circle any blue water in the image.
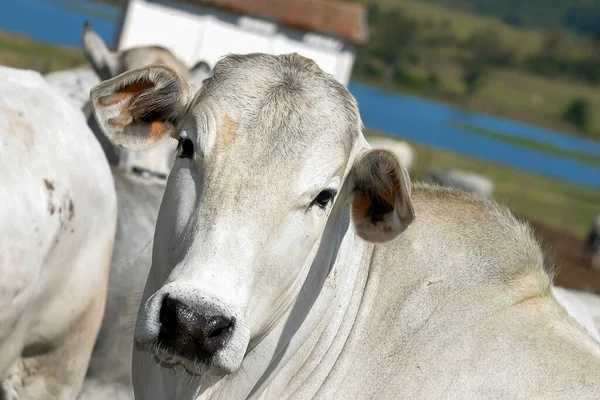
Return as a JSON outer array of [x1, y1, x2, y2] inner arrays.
[[1, 0, 600, 188], [351, 83, 600, 188], [0, 0, 118, 47]]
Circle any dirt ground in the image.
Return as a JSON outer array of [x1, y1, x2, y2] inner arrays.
[[521, 217, 600, 294]]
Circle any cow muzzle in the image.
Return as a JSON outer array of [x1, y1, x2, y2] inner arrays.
[[157, 295, 235, 360], [135, 287, 246, 375]]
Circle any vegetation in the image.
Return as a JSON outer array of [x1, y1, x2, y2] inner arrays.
[[365, 129, 600, 236], [563, 98, 591, 132], [353, 0, 600, 140], [0, 30, 86, 73], [414, 0, 600, 36], [460, 57, 487, 96]]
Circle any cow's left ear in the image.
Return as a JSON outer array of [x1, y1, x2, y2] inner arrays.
[[90, 65, 194, 150], [349, 149, 415, 243]]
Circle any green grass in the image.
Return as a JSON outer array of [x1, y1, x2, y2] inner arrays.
[[449, 121, 600, 167], [475, 69, 600, 138], [52, 0, 119, 22], [0, 30, 87, 73], [365, 129, 600, 236]]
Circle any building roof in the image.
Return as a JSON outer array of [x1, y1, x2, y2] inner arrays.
[[184, 0, 368, 44]]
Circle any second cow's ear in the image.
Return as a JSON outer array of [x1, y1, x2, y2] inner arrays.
[[90, 65, 193, 150], [349, 149, 415, 243]]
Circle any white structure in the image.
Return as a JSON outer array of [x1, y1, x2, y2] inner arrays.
[[367, 136, 414, 171], [115, 0, 368, 86]]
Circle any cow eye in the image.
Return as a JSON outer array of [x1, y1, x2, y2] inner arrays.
[[312, 189, 337, 210], [177, 138, 194, 159]]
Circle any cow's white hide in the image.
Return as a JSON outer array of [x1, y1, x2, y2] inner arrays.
[[88, 55, 600, 400], [80, 171, 165, 400], [0, 66, 116, 399], [44, 67, 100, 113]]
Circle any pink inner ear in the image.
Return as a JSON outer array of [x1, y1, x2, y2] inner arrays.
[[149, 121, 167, 141], [378, 169, 401, 207], [352, 192, 372, 225], [108, 109, 134, 128], [108, 120, 169, 149], [98, 79, 156, 106]]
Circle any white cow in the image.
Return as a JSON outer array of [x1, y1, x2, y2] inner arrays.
[[74, 22, 199, 399], [424, 167, 494, 199], [82, 21, 189, 82], [44, 68, 100, 114], [569, 289, 600, 333], [43, 69, 169, 398], [27, 23, 201, 399], [78, 171, 164, 400], [82, 21, 210, 85], [367, 136, 414, 171], [89, 53, 600, 399], [81, 21, 212, 176], [0, 66, 117, 399], [47, 70, 595, 399], [552, 287, 600, 342]]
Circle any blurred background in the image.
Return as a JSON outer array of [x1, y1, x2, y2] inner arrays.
[[1, 0, 599, 292]]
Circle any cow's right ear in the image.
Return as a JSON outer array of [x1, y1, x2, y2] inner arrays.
[[90, 65, 193, 150], [349, 149, 415, 243]]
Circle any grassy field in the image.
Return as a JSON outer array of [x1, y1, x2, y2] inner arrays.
[[0, 30, 87, 72], [425, 64, 600, 135], [365, 129, 600, 237], [474, 69, 600, 136]]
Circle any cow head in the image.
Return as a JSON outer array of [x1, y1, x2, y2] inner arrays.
[[90, 54, 414, 377]]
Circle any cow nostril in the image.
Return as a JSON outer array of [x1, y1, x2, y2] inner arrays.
[[159, 295, 179, 336], [206, 316, 234, 339], [156, 296, 235, 360], [207, 327, 225, 338]]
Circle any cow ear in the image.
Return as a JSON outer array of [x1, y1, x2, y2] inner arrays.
[[349, 149, 415, 243], [90, 65, 193, 150], [81, 20, 117, 81]]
